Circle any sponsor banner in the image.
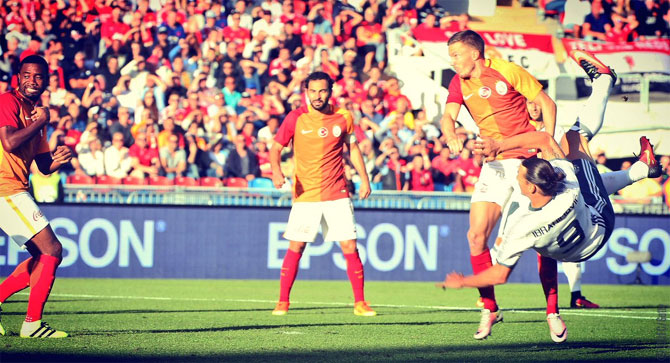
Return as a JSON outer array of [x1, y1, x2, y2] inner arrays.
[[419, 30, 560, 79], [562, 38, 670, 75], [1, 205, 668, 285]]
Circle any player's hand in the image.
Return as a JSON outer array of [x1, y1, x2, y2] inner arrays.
[[52, 145, 73, 165], [445, 137, 463, 156], [358, 181, 371, 200], [272, 170, 285, 189], [435, 272, 465, 289], [473, 136, 500, 163], [31, 106, 50, 125]]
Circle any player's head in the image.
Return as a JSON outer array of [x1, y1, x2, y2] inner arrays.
[[447, 30, 485, 79], [18, 55, 48, 101], [519, 158, 566, 197], [304, 71, 333, 112], [526, 100, 542, 122]]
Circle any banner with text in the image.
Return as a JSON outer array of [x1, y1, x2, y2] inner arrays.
[[561, 38, 670, 75], [418, 30, 560, 79], [1, 205, 668, 285]]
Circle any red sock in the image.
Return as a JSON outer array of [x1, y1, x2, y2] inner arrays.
[[538, 254, 559, 315], [0, 257, 35, 303], [25, 255, 60, 322], [278, 249, 302, 302], [344, 251, 365, 303], [471, 248, 497, 311]]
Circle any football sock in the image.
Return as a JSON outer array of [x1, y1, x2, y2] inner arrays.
[[344, 251, 365, 303], [571, 75, 612, 140], [562, 262, 582, 293], [600, 162, 649, 195], [0, 257, 35, 303], [278, 249, 302, 302], [471, 248, 497, 312], [25, 255, 60, 323], [538, 254, 559, 315], [571, 291, 582, 302]]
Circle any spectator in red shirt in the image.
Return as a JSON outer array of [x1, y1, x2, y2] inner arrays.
[[452, 142, 482, 193], [383, 77, 412, 113], [431, 147, 458, 188], [128, 131, 160, 178], [268, 47, 296, 77], [356, 7, 386, 72], [101, 6, 130, 48], [223, 11, 252, 53], [279, 1, 307, 34], [407, 152, 434, 191]]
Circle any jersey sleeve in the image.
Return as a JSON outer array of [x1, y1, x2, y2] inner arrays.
[[274, 110, 299, 147], [0, 93, 21, 128], [496, 60, 543, 102], [495, 225, 536, 268], [446, 76, 463, 105]]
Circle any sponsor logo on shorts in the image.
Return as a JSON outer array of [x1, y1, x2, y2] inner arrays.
[[495, 81, 508, 95], [479, 86, 491, 99], [333, 125, 342, 137], [33, 210, 44, 221], [318, 127, 328, 138]]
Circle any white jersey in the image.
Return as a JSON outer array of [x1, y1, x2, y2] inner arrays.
[[495, 159, 609, 266]]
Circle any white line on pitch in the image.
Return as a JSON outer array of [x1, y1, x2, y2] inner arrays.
[[18, 292, 660, 320]]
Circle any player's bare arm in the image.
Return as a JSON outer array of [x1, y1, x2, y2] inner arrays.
[[34, 145, 72, 175], [269, 141, 286, 189], [532, 91, 556, 137], [348, 140, 371, 200], [439, 264, 512, 289], [0, 119, 50, 154], [475, 131, 565, 161], [439, 102, 462, 155]]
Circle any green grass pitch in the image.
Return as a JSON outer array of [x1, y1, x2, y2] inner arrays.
[[0, 278, 669, 362]]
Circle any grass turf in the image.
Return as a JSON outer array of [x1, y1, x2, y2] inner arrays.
[[0, 278, 669, 362]]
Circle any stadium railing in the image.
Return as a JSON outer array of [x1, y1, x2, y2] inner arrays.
[[61, 184, 668, 214]]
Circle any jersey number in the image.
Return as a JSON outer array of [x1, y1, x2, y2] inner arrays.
[[556, 220, 585, 251]]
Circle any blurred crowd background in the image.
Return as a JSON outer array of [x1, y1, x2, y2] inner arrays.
[[0, 0, 668, 205]]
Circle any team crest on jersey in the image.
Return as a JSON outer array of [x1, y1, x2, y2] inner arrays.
[[318, 127, 328, 137], [332, 125, 342, 137], [478, 86, 491, 99], [495, 81, 508, 95]]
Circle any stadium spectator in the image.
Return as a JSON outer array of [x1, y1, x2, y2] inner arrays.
[[128, 131, 160, 178], [562, 0, 592, 37], [160, 133, 188, 179], [582, 1, 613, 40], [104, 132, 133, 178], [225, 134, 260, 181], [407, 152, 434, 191], [74, 136, 106, 177]]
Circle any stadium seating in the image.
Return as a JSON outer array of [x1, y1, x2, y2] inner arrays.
[[199, 177, 223, 187], [67, 174, 96, 185], [148, 175, 174, 186], [248, 177, 274, 189], [122, 176, 148, 185], [175, 176, 199, 187], [96, 175, 122, 185], [225, 177, 248, 188]]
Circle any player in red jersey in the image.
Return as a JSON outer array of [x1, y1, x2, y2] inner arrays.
[[439, 30, 558, 339], [0, 55, 72, 338], [269, 71, 375, 317]]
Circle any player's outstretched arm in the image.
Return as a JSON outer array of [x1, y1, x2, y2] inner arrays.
[[439, 102, 463, 156], [35, 145, 72, 175], [348, 140, 371, 200], [269, 141, 286, 189], [438, 264, 512, 289], [475, 131, 565, 161]]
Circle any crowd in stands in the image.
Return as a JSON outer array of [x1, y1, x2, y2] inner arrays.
[[0, 0, 668, 206], [540, 0, 670, 40]]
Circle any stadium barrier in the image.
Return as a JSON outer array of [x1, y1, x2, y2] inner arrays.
[[1, 203, 668, 285]]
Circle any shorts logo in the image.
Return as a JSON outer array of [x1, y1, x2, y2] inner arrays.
[[478, 86, 491, 99], [332, 125, 342, 137], [318, 127, 328, 138], [33, 210, 43, 221], [495, 81, 508, 95]]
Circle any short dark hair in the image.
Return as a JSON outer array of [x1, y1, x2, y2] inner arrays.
[[303, 71, 333, 90], [19, 55, 48, 76], [448, 30, 485, 59], [522, 158, 566, 196]]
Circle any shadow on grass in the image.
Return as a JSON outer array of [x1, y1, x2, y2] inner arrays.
[[0, 340, 666, 362]]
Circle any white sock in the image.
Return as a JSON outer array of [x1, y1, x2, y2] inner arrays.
[[600, 161, 649, 195], [562, 262, 582, 293], [571, 75, 613, 140]]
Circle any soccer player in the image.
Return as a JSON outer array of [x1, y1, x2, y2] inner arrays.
[[439, 29, 557, 339], [269, 71, 376, 317], [440, 131, 661, 343], [0, 55, 72, 338]]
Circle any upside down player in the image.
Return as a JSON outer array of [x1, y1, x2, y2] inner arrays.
[[440, 129, 661, 342], [0, 55, 72, 338], [439, 29, 557, 339], [269, 71, 376, 317]]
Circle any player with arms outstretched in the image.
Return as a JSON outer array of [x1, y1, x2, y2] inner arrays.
[[0, 55, 72, 338], [270, 71, 375, 317]]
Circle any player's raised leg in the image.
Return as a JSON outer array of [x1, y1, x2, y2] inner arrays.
[[599, 137, 662, 195]]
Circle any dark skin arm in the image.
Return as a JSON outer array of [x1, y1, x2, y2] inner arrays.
[[0, 106, 50, 153], [35, 145, 73, 175]]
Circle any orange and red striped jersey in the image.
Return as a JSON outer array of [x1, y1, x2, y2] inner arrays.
[[275, 104, 354, 202], [0, 91, 50, 197], [447, 58, 542, 159]]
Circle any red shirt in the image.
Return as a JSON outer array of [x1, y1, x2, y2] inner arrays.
[[129, 144, 159, 167], [101, 20, 130, 41], [222, 26, 251, 53], [409, 169, 434, 191]]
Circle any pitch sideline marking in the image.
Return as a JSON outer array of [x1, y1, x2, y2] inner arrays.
[[17, 292, 659, 320]]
